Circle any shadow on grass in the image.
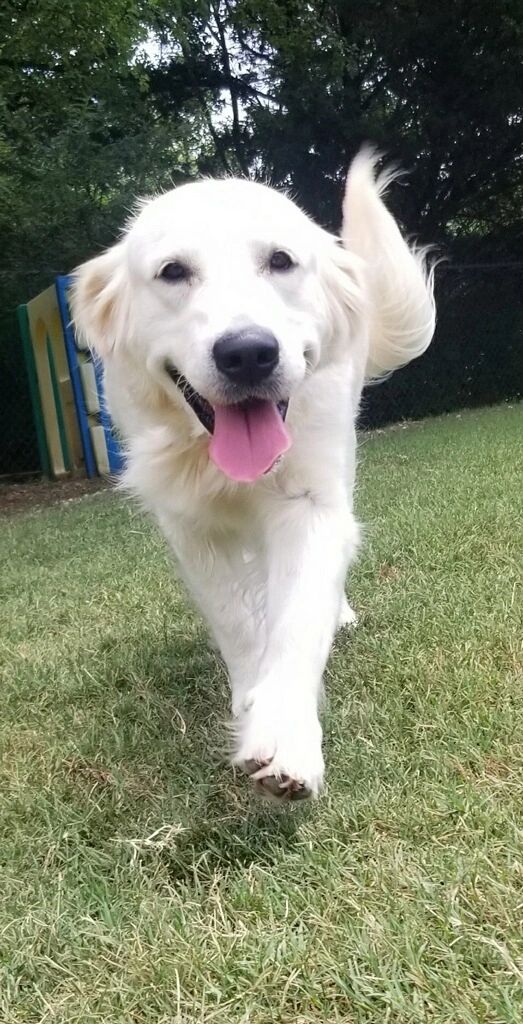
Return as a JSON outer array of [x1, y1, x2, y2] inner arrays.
[[161, 803, 304, 884], [76, 625, 306, 878]]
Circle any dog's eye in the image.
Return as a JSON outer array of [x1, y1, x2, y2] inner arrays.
[[159, 261, 191, 283], [269, 249, 294, 272]]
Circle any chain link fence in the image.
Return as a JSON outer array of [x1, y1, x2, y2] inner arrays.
[[1, 264, 521, 479], [0, 312, 40, 478], [361, 263, 522, 429]]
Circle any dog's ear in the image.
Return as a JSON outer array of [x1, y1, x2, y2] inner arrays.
[[70, 243, 131, 356], [342, 147, 435, 379]]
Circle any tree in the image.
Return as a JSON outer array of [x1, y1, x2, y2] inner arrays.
[[147, 0, 523, 247], [0, 0, 211, 313]]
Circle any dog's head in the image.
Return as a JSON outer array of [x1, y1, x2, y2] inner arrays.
[[72, 177, 362, 482], [71, 154, 434, 483]]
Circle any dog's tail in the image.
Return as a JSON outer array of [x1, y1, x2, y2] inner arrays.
[[342, 148, 436, 379]]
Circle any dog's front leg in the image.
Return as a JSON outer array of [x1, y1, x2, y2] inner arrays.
[[159, 517, 267, 709], [234, 496, 358, 800]]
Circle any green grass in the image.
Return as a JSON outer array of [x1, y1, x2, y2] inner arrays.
[[1, 403, 522, 1024]]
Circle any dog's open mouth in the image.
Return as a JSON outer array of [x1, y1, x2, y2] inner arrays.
[[166, 366, 291, 483]]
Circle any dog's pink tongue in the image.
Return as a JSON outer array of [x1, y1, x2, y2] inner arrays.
[[210, 401, 291, 482]]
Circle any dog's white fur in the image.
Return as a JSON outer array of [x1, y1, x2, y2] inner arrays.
[[71, 150, 435, 799]]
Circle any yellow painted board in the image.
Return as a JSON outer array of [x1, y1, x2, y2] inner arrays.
[[25, 285, 83, 476], [79, 359, 100, 414], [91, 424, 110, 476]]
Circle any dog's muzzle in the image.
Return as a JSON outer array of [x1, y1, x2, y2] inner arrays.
[[165, 363, 290, 483]]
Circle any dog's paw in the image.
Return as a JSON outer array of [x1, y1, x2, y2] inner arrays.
[[243, 759, 315, 801], [233, 689, 324, 802], [337, 596, 358, 631]]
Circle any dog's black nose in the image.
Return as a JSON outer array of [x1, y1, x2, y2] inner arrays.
[[213, 328, 279, 386]]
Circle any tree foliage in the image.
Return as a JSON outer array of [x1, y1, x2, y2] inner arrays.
[[0, 0, 208, 308], [1, 0, 521, 311], [144, 1, 523, 240]]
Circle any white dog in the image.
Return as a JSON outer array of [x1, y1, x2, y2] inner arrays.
[[71, 150, 435, 800]]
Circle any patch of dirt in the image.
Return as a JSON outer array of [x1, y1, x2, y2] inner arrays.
[[63, 756, 116, 790], [378, 562, 401, 581], [0, 475, 109, 515]]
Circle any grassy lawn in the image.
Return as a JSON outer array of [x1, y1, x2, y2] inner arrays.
[[1, 403, 522, 1024]]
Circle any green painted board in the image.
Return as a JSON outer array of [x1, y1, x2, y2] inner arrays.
[[16, 304, 51, 477], [46, 334, 72, 472]]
